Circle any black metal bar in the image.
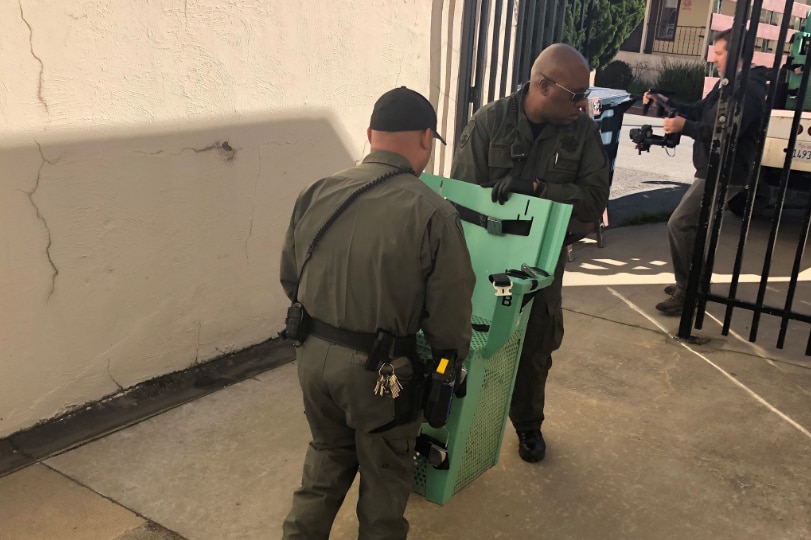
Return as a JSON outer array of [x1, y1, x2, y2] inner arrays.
[[553, 0, 566, 43], [500, 0, 516, 97], [776, 180, 811, 348], [512, 0, 529, 90], [749, 35, 811, 343], [678, 0, 752, 340], [722, 0, 795, 336], [473, 0, 492, 112], [521, 0, 538, 82], [583, 0, 595, 62], [704, 293, 811, 324], [695, 1, 763, 331], [489, 0, 504, 103], [455, 0, 479, 146], [535, 0, 548, 56], [545, 0, 557, 51]]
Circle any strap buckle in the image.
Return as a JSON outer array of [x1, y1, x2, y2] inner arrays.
[[490, 273, 513, 297], [485, 216, 503, 236]]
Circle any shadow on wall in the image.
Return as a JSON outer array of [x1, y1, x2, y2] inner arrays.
[[0, 111, 355, 438]]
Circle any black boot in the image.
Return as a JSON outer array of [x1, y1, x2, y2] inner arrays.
[[517, 429, 546, 462]]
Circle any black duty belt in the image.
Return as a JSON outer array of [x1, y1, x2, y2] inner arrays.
[[449, 201, 533, 236], [309, 318, 417, 357]]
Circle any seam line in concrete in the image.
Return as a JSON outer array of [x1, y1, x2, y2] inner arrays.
[[564, 307, 666, 336], [607, 286, 811, 441], [703, 311, 811, 373], [41, 463, 189, 539], [566, 303, 810, 371]]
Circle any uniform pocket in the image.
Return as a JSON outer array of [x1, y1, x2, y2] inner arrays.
[[348, 351, 397, 433], [488, 144, 514, 181]]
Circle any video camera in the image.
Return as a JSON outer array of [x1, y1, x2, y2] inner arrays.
[[629, 88, 681, 154]]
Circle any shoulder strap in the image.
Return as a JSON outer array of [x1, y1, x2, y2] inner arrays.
[[508, 85, 534, 182], [291, 166, 415, 302]]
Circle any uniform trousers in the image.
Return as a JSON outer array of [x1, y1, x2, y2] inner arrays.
[[509, 253, 566, 431], [283, 335, 421, 540]]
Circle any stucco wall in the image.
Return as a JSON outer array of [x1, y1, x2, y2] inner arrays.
[[0, 0, 463, 438]]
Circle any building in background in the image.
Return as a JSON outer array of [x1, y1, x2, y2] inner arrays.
[[616, 0, 811, 86]]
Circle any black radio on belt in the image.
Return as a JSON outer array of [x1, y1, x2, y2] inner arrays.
[[283, 302, 311, 343], [423, 352, 458, 428]]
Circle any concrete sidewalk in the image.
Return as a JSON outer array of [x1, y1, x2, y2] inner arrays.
[[2, 218, 810, 540]]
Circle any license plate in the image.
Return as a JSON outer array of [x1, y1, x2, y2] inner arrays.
[[791, 141, 811, 161]]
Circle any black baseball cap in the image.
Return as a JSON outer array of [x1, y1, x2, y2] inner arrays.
[[369, 86, 446, 145]]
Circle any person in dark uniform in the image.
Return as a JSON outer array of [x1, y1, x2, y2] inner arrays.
[[280, 87, 475, 539], [451, 44, 610, 463]]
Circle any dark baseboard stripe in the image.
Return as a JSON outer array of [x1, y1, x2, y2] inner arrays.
[[0, 337, 296, 478]]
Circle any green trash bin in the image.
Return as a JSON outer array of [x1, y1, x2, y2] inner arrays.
[[412, 174, 572, 505]]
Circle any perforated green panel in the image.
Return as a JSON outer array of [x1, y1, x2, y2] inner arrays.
[[413, 174, 570, 504], [413, 457, 428, 495], [453, 331, 521, 491], [412, 321, 523, 499], [412, 316, 491, 497]]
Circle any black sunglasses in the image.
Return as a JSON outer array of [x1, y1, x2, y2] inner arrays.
[[540, 73, 591, 102]]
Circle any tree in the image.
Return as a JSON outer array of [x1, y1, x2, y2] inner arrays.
[[564, 0, 646, 70]]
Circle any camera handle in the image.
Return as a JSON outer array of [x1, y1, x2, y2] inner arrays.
[[642, 88, 675, 117]]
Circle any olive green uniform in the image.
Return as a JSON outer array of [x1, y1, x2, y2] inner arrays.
[[450, 84, 609, 432], [281, 150, 475, 539]]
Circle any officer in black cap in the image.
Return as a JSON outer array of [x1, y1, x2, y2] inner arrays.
[[281, 87, 474, 539]]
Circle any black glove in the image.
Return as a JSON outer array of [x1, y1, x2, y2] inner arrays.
[[490, 175, 538, 204]]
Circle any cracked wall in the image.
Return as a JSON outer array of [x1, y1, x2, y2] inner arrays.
[[0, 0, 461, 438]]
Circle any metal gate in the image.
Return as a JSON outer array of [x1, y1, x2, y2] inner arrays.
[[454, 0, 594, 145], [678, 0, 811, 356]]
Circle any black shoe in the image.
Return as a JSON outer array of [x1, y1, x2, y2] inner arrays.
[[517, 429, 546, 462], [663, 283, 677, 296]]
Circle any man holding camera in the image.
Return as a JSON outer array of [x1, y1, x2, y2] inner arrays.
[[451, 44, 610, 463], [280, 87, 475, 539], [645, 28, 767, 315]]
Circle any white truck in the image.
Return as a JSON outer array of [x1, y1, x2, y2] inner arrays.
[[752, 108, 811, 215]]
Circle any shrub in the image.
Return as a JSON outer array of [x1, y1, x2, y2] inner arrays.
[[595, 60, 634, 90], [564, 0, 646, 70], [655, 57, 706, 102], [627, 77, 652, 97]]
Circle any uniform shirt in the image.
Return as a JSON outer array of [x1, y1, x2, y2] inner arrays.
[[280, 150, 475, 360], [450, 84, 610, 223]]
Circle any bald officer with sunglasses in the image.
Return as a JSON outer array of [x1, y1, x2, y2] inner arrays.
[[451, 44, 609, 464]]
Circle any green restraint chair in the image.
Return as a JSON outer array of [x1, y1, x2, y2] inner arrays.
[[412, 174, 572, 505]]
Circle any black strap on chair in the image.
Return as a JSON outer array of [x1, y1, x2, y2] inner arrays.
[[309, 318, 417, 358], [416, 433, 450, 469], [449, 201, 533, 236]]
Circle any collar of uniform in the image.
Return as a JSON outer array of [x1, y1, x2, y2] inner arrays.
[[362, 149, 414, 171]]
